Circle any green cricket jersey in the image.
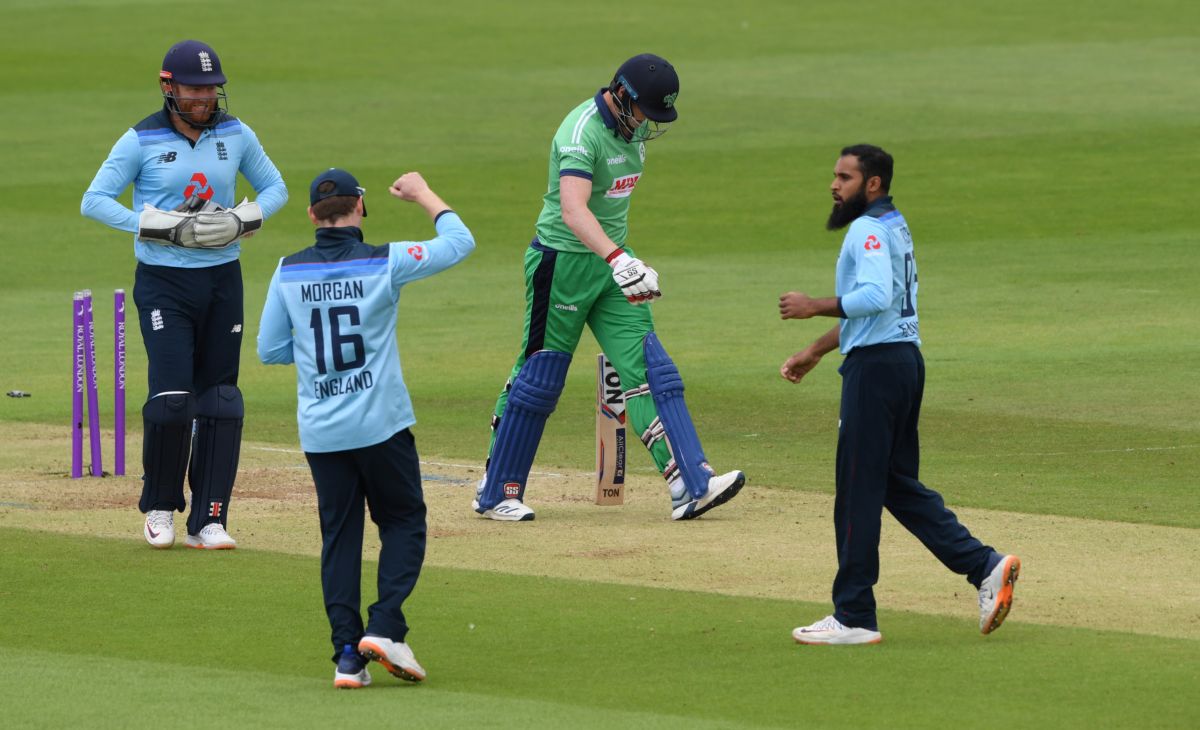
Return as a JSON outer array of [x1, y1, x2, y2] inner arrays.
[[535, 91, 646, 254]]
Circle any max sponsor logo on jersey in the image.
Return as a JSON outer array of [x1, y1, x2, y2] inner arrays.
[[605, 173, 640, 199]]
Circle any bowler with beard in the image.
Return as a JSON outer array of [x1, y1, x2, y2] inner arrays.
[[777, 144, 1021, 645]]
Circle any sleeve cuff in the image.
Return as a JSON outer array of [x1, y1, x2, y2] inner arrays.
[[560, 169, 593, 180]]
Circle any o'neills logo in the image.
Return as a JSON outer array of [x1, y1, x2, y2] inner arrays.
[[605, 173, 640, 198], [504, 482, 521, 498]]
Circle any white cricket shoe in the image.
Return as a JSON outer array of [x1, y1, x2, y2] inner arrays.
[[357, 635, 426, 683], [671, 470, 745, 521], [792, 615, 882, 645], [185, 522, 237, 550], [143, 510, 175, 549], [474, 497, 536, 522], [979, 554, 1021, 635], [472, 476, 535, 521]]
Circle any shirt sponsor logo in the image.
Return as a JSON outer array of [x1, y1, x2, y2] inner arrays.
[[606, 154, 627, 166], [406, 245, 424, 261], [183, 172, 213, 200], [605, 173, 640, 198], [864, 235, 881, 250], [559, 145, 589, 157], [156, 151, 177, 164]]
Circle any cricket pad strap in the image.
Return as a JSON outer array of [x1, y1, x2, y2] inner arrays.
[[140, 392, 195, 513], [644, 333, 713, 499], [478, 350, 571, 509], [186, 385, 244, 534]]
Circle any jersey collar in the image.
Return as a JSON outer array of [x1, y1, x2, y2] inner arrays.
[[592, 89, 618, 132], [315, 226, 365, 248], [863, 195, 896, 218]]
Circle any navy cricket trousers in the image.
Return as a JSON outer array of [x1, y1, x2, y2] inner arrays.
[[133, 260, 242, 396], [832, 342, 993, 630], [305, 429, 427, 661]]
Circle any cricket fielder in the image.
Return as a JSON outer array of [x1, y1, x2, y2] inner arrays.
[[258, 169, 474, 687], [780, 144, 1020, 645], [474, 53, 745, 522], [81, 40, 287, 550]]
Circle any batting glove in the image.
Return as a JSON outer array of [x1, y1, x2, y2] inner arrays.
[[193, 199, 263, 248], [608, 250, 661, 305]]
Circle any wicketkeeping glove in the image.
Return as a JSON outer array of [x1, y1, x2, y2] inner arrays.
[[608, 250, 661, 304], [137, 194, 221, 247], [193, 198, 263, 248]]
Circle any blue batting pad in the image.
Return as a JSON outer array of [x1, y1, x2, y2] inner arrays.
[[644, 333, 713, 499], [477, 350, 571, 509]]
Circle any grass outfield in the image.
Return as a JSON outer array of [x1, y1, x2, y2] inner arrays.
[[1, 0, 1197, 727], [2, 528, 1197, 729]]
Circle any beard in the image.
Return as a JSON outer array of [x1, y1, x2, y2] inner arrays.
[[826, 187, 869, 231]]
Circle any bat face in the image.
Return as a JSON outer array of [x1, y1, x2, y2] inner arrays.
[[595, 354, 626, 505]]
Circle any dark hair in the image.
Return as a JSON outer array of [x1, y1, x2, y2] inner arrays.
[[841, 144, 893, 193], [311, 181, 359, 222]]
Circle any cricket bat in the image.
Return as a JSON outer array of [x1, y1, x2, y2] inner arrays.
[[595, 353, 626, 505]]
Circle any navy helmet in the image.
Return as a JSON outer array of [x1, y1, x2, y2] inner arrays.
[[159, 40, 228, 129], [608, 53, 679, 142], [160, 40, 226, 86]]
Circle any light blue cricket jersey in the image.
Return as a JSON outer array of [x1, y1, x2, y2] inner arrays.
[[836, 196, 921, 354], [81, 106, 288, 267], [257, 215, 475, 453]]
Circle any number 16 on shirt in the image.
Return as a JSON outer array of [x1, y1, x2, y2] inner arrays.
[[595, 354, 626, 505]]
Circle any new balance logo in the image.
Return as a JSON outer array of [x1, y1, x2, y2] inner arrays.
[[231, 324, 242, 333], [157, 152, 177, 164], [199, 52, 213, 72], [150, 309, 164, 331]]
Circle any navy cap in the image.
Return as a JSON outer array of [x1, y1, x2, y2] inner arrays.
[[613, 54, 679, 123], [160, 40, 226, 86], [310, 168, 367, 216]]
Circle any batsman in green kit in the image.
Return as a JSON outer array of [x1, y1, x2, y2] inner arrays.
[[473, 54, 745, 522]]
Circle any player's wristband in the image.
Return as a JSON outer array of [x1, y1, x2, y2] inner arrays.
[[605, 249, 624, 264]]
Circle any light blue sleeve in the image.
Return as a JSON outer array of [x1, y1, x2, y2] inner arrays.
[[839, 218, 893, 318], [80, 129, 141, 233], [257, 263, 295, 365], [388, 211, 476, 292], [238, 124, 288, 219]]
